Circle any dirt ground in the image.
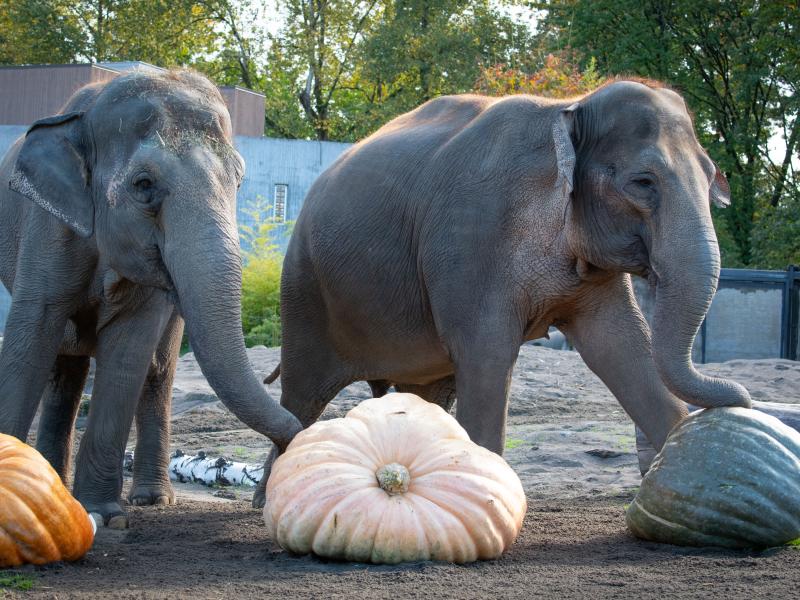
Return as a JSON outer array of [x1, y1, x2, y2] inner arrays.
[[3, 346, 800, 599]]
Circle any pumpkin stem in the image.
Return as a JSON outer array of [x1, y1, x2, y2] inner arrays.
[[376, 463, 410, 495]]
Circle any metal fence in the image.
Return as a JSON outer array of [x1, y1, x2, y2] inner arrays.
[[633, 266, 799, 363], [695, 266, 799, 363]]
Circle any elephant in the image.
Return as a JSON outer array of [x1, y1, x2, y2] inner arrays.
[[0, 69, 302, 527], [252, 78, 752, 507]]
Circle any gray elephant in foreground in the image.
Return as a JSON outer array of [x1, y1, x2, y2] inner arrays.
[[0, 70, 301, 526], [253, 79, 751, 507]]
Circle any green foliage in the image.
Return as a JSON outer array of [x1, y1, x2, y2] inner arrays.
[[0, 572, 35, 591], [474, 51, 604, 98], [0, 0, 221, 66], [239, 197, 287, 348], [504, 437, 525, 450]]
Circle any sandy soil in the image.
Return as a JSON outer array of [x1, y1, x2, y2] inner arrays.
[[4, 345, 800, 599]]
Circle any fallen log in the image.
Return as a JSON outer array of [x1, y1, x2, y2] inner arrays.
[[636, 401, 800, 475], [124, 450, 264, 487]]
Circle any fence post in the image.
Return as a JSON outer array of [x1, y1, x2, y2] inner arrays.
[[783, 265, 799, 361]]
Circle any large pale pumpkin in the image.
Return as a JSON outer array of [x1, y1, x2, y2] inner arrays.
[[627, 407, 800, 549], [0, 434, 95, 567], [265, 393, 527, 564]]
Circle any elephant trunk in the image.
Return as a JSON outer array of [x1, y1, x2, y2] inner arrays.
[[163, 216, 302, 451], [650, 224, 751, 408]]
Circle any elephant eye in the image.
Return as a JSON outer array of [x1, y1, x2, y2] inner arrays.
[[631, 175, 656, 189], [132, 172, 153, 191], [623, 173, 659, 209]]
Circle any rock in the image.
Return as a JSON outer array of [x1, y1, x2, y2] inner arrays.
[[585, 449, 625, 459]]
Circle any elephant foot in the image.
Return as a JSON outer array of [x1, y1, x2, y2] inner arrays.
[[82, 500, 129, 529], [252, 485, 267, 509], [128, 481, 176, 507]]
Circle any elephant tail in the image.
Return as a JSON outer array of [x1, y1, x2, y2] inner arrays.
[[263, 363, 281, 385]]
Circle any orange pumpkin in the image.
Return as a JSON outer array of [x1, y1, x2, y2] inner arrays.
[[265, 393, 527, 564], [0, 433, 95, 567]]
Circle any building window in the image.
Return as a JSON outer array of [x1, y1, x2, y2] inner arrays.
[[273, 184, 288, 222]]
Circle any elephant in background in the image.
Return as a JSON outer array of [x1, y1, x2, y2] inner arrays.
[[252, 78, 751, 507], [0, 70, 301, 526]]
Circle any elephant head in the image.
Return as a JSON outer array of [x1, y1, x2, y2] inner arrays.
[[8, 70, 302, 449], [555, 80, 750, 409]]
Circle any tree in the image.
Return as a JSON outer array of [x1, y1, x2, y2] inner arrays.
[[265, 0, 383, 140], [0, 0, 221, 66], [474, 50, 603, 97], [537, 0, 800, 268], [350, 0, 534, 139], [0, 0, 85, 64]]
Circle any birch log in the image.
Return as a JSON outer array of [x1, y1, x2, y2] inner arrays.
[[636, 401, 800, 475], [124, 450, 264, 487]]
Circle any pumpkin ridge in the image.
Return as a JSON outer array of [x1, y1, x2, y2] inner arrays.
[[270, 471, 375, 542], [635, 480, 782, 545], [655, 430, 800, 513], [720, 409, 800, 455], [406, 492, 475, 562], [310, 487, 385, 561], [0, 486, 60, 564], [2, 477, 82, 554], [270, 467, 366, 519], [409, 479, 508, 558], [274, 449, 379, 478], [342, 490, 389, 562], [627, 497, 752, 547], [287, 420, 383, 469], [287, 420, 387, 472], [416, 467, 527, 523], [0, 525, 23, 567], [407, 440, 519, 483], [368, 494, 425, 564], [413, 470, 522, 530]]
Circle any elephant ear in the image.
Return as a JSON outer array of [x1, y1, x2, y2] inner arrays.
[[710, 163, 731, 208], [9, 112, 94, 237], [552, 103, 579, 197]]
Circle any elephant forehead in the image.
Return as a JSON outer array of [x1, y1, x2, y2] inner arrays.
[[93, 96, 228, 142]]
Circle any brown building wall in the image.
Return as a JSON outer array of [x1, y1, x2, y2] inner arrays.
[[0, 64, 265, 137], [0, 64, 118, 125], [219, 86, 266, 138]]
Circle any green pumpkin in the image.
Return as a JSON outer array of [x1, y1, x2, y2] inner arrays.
[[626, 407, 800, 549]]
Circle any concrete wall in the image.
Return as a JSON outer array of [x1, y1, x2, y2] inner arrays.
[[235, 136, 351, 250], [0, 126, 26, 330]]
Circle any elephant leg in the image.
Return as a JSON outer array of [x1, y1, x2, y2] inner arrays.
[[252, 444, 281, 509], [396, 375, 456, 413], [128, 308, 183, 507], [453, 351, 518, 455], [35, 355, 91, 485], [72, 293, 171, 528], [0, 235, 94, 441], [559, 275, 688, 451], [251, 359, 350, 509], [368, 379, 394, 397]]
